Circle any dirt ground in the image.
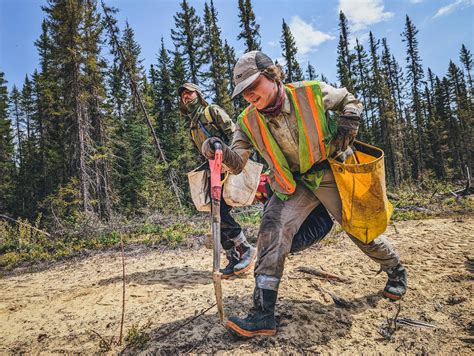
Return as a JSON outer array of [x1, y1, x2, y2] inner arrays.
[[0, 217, 473, 354]]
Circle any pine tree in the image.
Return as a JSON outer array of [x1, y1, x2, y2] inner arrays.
[[202, 0, 233, 116], [237, 0, 261, 52], [103, 1, 184, 211], [336, 11, 355, 92], [280, 19, 303, 82], [402, 15, 425, 177], [353, 38, 372, 141], [171, 0, 205, 84], [365, 33, 403, 184], [155, 38, 177, 154], [423, 81, 446, 179], [0, 72, 16, 213], [306, 62, 317, 80], [446, 60, 472, 177], [380, 38, 412, 181], [171, 48, 187, 102], [437, 76, 462, 175], [10, 86, 23, 164], [459, 44, 473, 98], [38, 0, 114, 218], [223, 40, 237, 95], [15, 74, 43, 218]]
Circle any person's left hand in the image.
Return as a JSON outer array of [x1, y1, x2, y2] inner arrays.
[[334, 115, 360, 152]]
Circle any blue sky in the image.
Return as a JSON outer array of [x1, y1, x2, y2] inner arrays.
[[0, 0, 473, 91]]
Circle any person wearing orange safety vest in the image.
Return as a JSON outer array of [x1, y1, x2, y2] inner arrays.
[[179, 82, 334, 279], [202, 51, 407, 338]]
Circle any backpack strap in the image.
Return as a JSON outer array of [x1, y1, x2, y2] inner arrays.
[[203, 106, 228, 141]]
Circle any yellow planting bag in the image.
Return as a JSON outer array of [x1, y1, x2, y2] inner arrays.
[[328, 141, 393, 244]]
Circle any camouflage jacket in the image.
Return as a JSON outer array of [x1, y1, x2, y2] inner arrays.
[[189, 104, 235, 155]]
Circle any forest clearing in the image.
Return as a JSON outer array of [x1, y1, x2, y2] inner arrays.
[[1, 217, 472, 354]]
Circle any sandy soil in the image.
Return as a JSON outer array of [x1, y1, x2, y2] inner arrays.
[[0, 217, 473, 354]]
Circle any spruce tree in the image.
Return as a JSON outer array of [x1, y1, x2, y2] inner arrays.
[[171, 48, 187, 103], [402, 15, 425, 177], [202, 0, 233, 116], [447, 60, 472, 177], [337, 11, 355, 92], [20, 75, 35, 140], [423, 82, 446, 179], [366, 33, 402, 184], [459, 44, 473, 102], [0, 72, 16, 213], [306, 62, 317, 80], [280, 19, 303, 82], [10, 86, 23, 164], [237, 0, 261, 52], [171, 0, 205, 84], [353, 39, 372, 141]]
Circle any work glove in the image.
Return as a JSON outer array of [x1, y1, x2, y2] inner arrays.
[[201, 137, 225, 160], [334, 114, 360, 153]]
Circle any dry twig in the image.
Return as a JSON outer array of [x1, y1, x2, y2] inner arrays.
[[153, 303, 217, 342], [297, 266, 351, 283]]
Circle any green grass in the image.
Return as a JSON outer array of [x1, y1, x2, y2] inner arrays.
[[1, 184, 472, 272], [125, 323, 150, 349], [0, 218, 208, 272]]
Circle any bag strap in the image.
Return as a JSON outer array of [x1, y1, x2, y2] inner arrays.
[[204, 106, 227, 141]]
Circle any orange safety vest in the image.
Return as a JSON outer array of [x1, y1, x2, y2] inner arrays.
[[238, 80, 335, 200]]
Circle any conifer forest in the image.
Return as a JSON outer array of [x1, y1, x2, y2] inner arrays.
[[0, 0, 472, 230]]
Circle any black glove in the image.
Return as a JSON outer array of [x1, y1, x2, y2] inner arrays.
[[334, 114, 360, 152], [201, 137, 224, 160]]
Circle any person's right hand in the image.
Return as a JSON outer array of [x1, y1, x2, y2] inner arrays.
[[201, 137, 224, 159]]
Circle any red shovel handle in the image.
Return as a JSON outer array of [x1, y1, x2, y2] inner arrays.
[[209, 143, 223, 200]]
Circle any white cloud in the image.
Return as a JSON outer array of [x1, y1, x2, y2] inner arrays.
[[267, 41, 277, 48], [338, 0, 394, 31], [409, 0, 423, 3], [433, 0, 472, 18], [288, 16, 335, 56]]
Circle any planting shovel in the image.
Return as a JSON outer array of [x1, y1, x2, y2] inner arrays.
[[209, 142, 225, 322]]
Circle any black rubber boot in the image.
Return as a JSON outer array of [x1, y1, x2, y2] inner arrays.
[[233, 242, 257, 276], [220, 248, 240, 279], [383, 263, 407, 301], [226, 288, 277, 338]]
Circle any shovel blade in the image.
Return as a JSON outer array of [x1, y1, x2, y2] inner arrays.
[[213, 271, 225, 322]]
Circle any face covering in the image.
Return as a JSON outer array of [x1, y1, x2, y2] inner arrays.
[[183, 97, 205, 123]]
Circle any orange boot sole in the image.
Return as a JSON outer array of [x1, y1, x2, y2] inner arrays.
[[226, 320, 276, 338], [233, 251, 257, 277]]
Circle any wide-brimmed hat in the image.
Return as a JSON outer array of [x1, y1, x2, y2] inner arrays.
[[177, 82, 208, 115], [178, 82, 205, 98]]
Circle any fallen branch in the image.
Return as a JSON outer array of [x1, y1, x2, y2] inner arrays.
[[91, 330, 113, 351], [397, 318, 435, 328], [297, 266, 351, 283], [0, 214, 51, 237], [310, 282, 351, 308]]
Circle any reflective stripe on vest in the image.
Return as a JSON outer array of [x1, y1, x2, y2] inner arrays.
[[238, 81, 330, 197], [241, 106, 296, 195], [286, 81, 328, 172]]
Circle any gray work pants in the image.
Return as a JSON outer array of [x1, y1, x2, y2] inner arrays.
[[255, 169, 400, 291]]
